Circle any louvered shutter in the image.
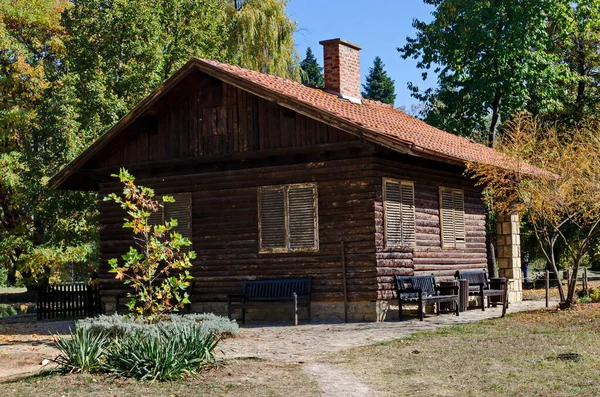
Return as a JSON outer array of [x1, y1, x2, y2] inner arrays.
[[439, 187, 456, 248], [384, 180, 402, 246], [439, 187, 465, 248], [259, 188, 287, 250], [400, 182, 416, 245], [288, 186, 318, 250], [384, 179, 415, 247], [452, 189, 466, 248], [165, 193, 192, 242], [148, 207, 163, 229]]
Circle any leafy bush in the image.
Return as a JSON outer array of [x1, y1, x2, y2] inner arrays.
[[77, 313, 238, 339], [103, 324, 219, 381], [54, 327, 108, 374], [105, 169, 195, 322]]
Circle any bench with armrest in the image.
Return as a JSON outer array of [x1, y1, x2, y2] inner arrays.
[[227, 278, 311, 326], [395, 275, 460, 321], [455, 269, 508, 317]]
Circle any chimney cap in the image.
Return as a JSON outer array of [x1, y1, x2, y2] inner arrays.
[[319, 38, 362, 51]]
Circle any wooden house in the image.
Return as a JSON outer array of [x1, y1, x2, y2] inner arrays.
[[50, 39, 533, 321]]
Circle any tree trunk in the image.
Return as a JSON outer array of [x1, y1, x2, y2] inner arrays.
[[488, 88, 502, 147], [486, 231, 498, 278]]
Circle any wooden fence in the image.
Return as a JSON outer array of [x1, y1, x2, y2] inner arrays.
[[37, 283, 102, 320]]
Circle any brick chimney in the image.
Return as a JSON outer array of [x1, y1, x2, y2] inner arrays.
[[319, 38, 362, 104]]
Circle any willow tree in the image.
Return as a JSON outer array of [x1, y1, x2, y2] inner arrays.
[[227, 0, 299, 80], [467, 115, 600, 307]]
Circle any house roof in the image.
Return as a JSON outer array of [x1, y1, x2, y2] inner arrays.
[[49, 58, 547, 189]]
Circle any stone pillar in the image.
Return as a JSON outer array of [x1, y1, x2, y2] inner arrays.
[[496, 213, 522, 302]]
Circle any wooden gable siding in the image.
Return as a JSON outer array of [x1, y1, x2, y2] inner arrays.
[[97, 157, 379, 304], [96, 76, 356, 169], [373, 157, 487, 301]]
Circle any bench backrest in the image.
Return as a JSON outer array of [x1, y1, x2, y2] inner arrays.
[[395, 275, 437, 298], [243, 278, 312, 301], [455, 269, 489, 288]]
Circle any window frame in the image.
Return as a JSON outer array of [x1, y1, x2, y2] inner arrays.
[[438, 187, 466, 249], [382, 178, 416, 248], [258, 183, 319, 253]]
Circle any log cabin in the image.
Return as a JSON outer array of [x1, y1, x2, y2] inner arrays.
[[50, 38, 536, 321]]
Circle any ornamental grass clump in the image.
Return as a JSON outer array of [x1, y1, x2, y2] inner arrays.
[[53, 318, 226, 381], [54, 327, 108, 374], [103, 324, 219, 381]]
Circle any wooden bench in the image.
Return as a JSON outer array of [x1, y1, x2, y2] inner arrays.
[[455, 269, 508, 317], [227, 278, 311, 326], [395, 275, 460, 321]]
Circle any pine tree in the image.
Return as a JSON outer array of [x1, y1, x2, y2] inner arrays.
[[362, 56, 396, 105], [300, 47, 324, 88]]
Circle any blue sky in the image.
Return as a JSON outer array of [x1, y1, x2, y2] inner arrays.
[[287, 1, 435, 108]]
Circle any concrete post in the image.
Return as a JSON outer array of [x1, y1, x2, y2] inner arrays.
[[496, 213, 522, 302]]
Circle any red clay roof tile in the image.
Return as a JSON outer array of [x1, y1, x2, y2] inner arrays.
[[202, 59, 546, 176]]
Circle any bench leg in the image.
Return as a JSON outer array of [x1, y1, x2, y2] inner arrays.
[[307, 303, 311, 323], [436, 302, 440, 316], [398, 299, 403, 321], [455, 298, 459, 316], [480, 289, 485, 311], [293, 292, 298, 326], [241, 308, 246, 324], [418, 297, 424, 321]]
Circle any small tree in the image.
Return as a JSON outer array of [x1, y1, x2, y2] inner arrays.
[[300, 47, 324, 88], [467, 115, 600, 308], [362, 56, 396, 105], [105, 169, 195, 322]]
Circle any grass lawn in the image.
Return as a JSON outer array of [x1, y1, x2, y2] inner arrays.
[[326, 304, 600, 396], [6, 304, 600, 396], [5, 359, 319, 397]]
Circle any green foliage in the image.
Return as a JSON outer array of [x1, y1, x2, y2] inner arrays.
[[77, 313, 239, 339], [0, 0, 298, 286], [590, 288, 600, 302], [300, 47, 324, 88], [54, 327, 108, 374], [226, 0, 299, 79], [362, 56, 396, 105], [399, 0, 575, 144], [54, 319, 223, 381], [105, 169, 195, 322], [103, 324, 219, 381]]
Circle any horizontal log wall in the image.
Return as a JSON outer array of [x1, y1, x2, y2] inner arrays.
[[373, 156, 487, 301], [98, 157, 379, 305]]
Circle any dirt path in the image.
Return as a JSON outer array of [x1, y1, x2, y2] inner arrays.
[[0, 318, 73, 381], [304, 362, 373, 397], [219, 300, 552, 363]]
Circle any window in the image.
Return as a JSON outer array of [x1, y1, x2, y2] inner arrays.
[[148, 192, 192, 245], [258, 184, 318, 252], [439, 187, 465, 248], [383, 178, 416, 247]]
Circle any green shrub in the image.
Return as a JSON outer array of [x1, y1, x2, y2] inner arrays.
[[590, 288, 600, 302], [77, 313, 238, 339], [0, 304, 18, 318], [103, 324, 219, 381], [54, 327, 107, 374]]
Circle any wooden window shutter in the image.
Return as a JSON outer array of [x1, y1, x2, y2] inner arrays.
[[439, 187, 465, 248], [453, 189, 466, 248], [288, 185, 318, 251], [400, 182, 416, 245], [259, 187, 287, 251], [148, 207, 163, 229], [384, 179, 415, 247], [165, 193, 192, 242]]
